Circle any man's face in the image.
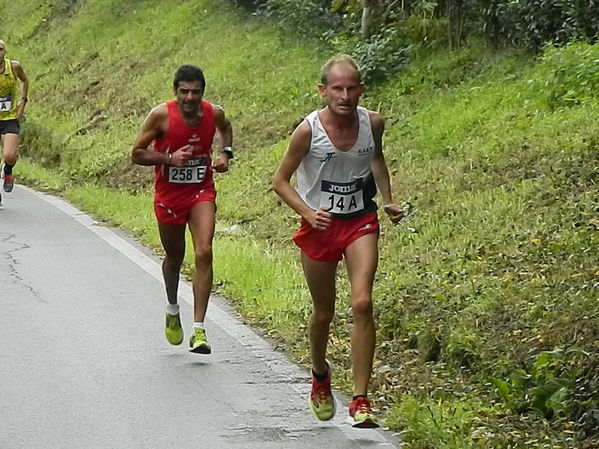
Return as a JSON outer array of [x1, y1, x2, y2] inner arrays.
[[318, 63, 364, 117], [0, 42, 6, 60], [174, 81, 203, 114]]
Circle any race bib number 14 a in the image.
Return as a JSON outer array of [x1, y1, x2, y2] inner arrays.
[[168, 157, 207, 184], [0, 95, 12, 112], [319, 178, 364, 214]]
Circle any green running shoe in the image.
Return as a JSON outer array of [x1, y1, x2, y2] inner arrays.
[[189, 328, 211, 354], [348, 396, 379, 428], [308, 361, 336, 421], [165, 313, 183, 345]]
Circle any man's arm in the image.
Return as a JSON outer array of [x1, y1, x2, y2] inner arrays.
[[212, 104, 233, 173], [369, 111, 404, 223], [131, 104, 193, 168], [12, 61, 28, 121], [272, 121, 332, 231], [131, 105, 168, 166]]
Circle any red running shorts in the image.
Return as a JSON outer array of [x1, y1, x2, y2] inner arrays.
[[293, 211, 379, 262], [154, 187, 217, 225]]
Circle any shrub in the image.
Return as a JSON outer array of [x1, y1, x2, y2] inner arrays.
[[530, 41, 599, 109], [257, 0, 340, 35], [483, 0, 599, 52], [330, 26, 413, 85]]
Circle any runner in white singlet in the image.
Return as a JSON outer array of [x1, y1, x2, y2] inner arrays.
[[273, 55, 404, 428]]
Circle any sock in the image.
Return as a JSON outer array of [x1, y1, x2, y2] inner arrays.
[[312, 368, 328, 381], [166, 303, 179, 316], [352, 394, 368, 401], [193, 322, 205, 330], [4, 163, 14, 175]]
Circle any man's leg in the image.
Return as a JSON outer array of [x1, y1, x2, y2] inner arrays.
[[344, 231, 380, 427], [301, 252, 338, 375], [302, 252, 338, 420], [344, 232, 378, 397], [158, 220, 187, 346], [157, 221, 187, 304], [2, 133, 18, 192], [186, 201, 216, 354], [187, 201, 216, 323]]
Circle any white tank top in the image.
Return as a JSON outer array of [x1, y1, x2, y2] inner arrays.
[[296, 106, 378, 218]]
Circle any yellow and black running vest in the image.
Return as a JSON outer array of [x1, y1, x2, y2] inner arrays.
[[0, 58, 18, 121]]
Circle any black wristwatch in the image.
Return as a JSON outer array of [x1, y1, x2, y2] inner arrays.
[[221, 146, 234, 159]]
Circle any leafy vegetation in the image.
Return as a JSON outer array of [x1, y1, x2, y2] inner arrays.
[[231, 0, 599, 57], [2, 0, 598, 447]]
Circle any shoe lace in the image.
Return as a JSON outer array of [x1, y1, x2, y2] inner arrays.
[[312, 378, 332, 403], [354, 398, 373, 415], [316, 386, 330, 402], [193, 329, 206, 342]]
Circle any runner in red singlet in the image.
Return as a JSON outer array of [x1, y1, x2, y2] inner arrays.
[[273, 55, 404, 428], [132, 65, 234, 354]]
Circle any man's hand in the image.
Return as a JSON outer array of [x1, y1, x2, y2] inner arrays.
[[16, 101, 26, 122], [212, 153, 230, 173], [170, 145, 194, 167], [306, 207, 332, 231], [384, 204, 404, 224]]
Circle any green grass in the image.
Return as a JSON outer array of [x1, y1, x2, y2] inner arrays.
[[15, 159, 66, 191], [65, 184, 158, 246], [213, 235, 311, 349], [3, 1, 599, 447]]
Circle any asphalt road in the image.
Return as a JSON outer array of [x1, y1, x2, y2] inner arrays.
[[0, 185, 401, 449]]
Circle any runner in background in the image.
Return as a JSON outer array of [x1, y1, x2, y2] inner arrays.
[[0, 39, 29, 207], [132, 64, 233, 354]]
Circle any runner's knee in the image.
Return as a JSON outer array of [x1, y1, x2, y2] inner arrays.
[[194, 244, 213, 267], [3, 154, 17, 165], [311, 308, 335, 327], [351, 296, 373, 317], [164, 251, 184, 267]]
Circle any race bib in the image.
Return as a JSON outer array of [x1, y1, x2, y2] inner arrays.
[[319, 178, 364, 215], [168, 157, 207, 184], [0, 95, 12, 112]]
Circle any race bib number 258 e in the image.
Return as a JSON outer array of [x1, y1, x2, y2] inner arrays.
[[168, 157, 207, 184], [319, 178, 364, 214]]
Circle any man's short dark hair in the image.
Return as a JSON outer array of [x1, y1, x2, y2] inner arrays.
[[173, 64, 206, 91]]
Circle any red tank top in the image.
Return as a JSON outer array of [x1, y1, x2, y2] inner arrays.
[[153, 100, 216, 203]]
